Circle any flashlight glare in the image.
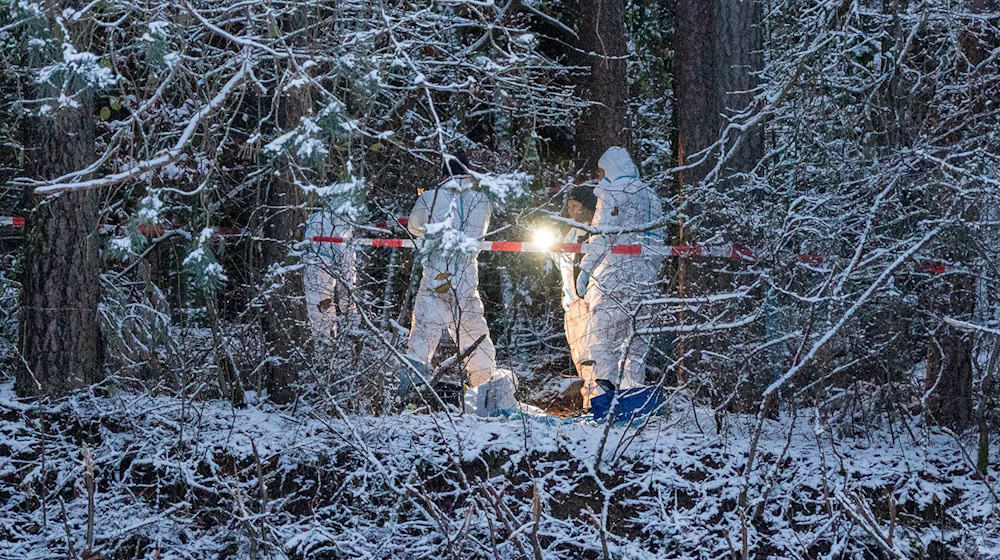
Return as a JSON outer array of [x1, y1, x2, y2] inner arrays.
[[532, 227, 557, 251]]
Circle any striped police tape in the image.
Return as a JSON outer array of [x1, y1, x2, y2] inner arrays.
[[1, 215, 948, 272], [308, 236, 948, 274], [311, 236, 752, 259]]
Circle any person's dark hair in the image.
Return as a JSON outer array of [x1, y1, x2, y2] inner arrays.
[[568, 186, 597, 212], [442, 151, 471, 177]]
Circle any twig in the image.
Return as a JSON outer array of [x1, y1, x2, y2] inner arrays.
[[834, 490, 909, 560], [531, 482, 543, 560], [233, 486, 259, 560], [29, 55, 252, 195], [587, 503, 611, 560], [753, 405, 797, 521], [722, 529, 739, 559], [58, 497, 77, 559], [431, 333, 487, 386], [887, 489, 896, 549], [480, 485, 531, 559], [82, 442, 96, 555], [740, 508, 749, 560], [814, 414, 835, 517], [481, 497, 501, 560], [250, 437, 269, 546]]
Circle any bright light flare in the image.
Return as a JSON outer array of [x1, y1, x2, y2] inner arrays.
[[531, 227, 558, 252]]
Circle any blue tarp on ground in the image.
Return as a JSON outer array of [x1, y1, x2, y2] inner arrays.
[[591, 386, 666, 423]]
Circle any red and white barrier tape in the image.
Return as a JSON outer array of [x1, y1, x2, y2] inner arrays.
[[311, 236, 752, 259], [1, 215, 951, 274], [309, 236, 951, 274]]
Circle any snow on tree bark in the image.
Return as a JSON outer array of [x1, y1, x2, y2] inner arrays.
[[16, 3, 103, 397], [923, 0, 997, 433]]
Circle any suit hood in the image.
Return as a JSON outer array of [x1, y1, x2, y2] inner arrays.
[[597, 147, 638, 190]]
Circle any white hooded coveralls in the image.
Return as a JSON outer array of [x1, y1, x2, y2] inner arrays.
[[578, 147, 664, 405], [406, 176, 497, 388], [304, 211, 356, 337]]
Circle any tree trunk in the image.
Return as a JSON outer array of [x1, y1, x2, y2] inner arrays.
[[575, 0, 630, 172], [16, 17, 102, 397], [260, 84, 311, 405], [922, 0, 995, 433], [925, 273, 976, 433], [672, 0, 764, 385], [674, 1, 717, 190], [674, 0, 763, 190], [925, 329, 974, 433]]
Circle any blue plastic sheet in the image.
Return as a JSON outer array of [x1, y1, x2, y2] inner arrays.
[[591, 386, 666, 423]]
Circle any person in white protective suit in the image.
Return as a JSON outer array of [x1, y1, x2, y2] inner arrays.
[[553, 186, 597, 393], [304, 210, 356, 337], [404, 152, 514, 414], [577, 147, 665, 409]]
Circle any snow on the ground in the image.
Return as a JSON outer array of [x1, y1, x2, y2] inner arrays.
[[1, 381, 998, 560]]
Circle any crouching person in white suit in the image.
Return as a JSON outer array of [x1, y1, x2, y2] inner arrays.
[[304, 210, 356, 338], [403, 151, 516, 416]]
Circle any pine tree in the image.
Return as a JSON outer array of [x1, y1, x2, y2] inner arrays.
[[16, 2, 105, 397]]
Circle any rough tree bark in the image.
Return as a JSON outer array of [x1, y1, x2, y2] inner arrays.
[[575, 0, 630, 172], [925, 273, 976, 432], [259, 75, 312, 405], [674, 1, 715, 191], [16, 7, 102, 397], [672, 0, 764, 385], [674, 0, 763, 191]]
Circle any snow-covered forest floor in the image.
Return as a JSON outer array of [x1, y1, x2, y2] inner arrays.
[[2, 378, 998, 560]]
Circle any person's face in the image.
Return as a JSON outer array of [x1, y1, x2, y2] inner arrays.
[[567, 199, 594, 224]]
